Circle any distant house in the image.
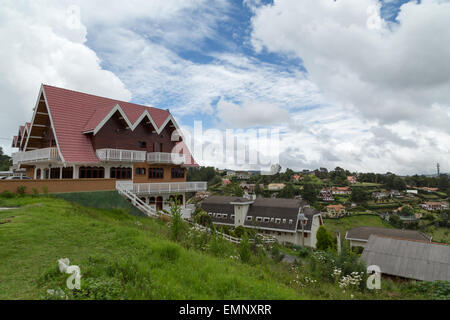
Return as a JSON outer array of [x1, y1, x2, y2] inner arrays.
[[326, 204, 346, 218], [331, 186, 351, 195], [389, 190, 402, 197], [318, 189, 334, 201], [240, 182, 255, 193], [195, 191, 211, 201], [362, 235, 450, 282], [345, 226, 431, 248], [347, 176, 357, 184], [292, 174, 302, 182], [421, 187, 438, 192], [226, 171, 236, 177], [406, 189, 418, 195], [236, 172, 250, 180], [372, 191, 389, 200], [420, 201, 449, 211], [222, 178, 231, 186], [268, 183, 285, 191], [200, 196, 323, 248]]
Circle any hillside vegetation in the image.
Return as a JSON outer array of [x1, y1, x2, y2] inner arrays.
[[0, 194, 446, 300]]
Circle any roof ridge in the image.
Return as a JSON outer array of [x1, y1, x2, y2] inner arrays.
[[370, 234, 449, 246]]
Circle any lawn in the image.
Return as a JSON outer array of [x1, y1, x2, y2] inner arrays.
[[323, 214, 392, 237], [0, 195, 441, 300], [0, 196, 301, 299]]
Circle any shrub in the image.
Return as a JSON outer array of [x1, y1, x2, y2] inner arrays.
[[270, 244, 285, 263], [32, 188, 40, 197], [194, 210, 212, 227], [42, 185, 49, 196], [0, 190, 15, 199], [316, 226, 335, 251], [238, 234, 251, 263], [233, 225, 246, 238], [16, 185, 27, 196], [169, 201, 187, 242]]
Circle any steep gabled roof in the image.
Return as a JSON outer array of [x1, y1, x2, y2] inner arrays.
[[38, 85, 196, 164]]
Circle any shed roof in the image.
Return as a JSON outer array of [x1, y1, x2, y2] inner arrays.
[[361, 235, 450, 281]]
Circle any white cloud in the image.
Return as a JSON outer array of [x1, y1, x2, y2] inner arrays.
[[0, 1, 131, 155]]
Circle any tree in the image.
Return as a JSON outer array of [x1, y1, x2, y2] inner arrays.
[[194, 210, 212, 227], [0, 148, 12, 171], [277, 183, 295, 199], [233, 184, 243, 197], [301, 183, 318, 204], [351, 187, 369, 203], [438, 175, 449, 190], [254, 183, 263, 195], [316, 226, 335, 251], [400, 205, 414, 216], [169, 198, 187, 242]]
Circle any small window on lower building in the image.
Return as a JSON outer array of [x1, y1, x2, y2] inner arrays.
[[246, 216, 252, 221], [137, 141, 147, 148], [135, 167, 146, 175]]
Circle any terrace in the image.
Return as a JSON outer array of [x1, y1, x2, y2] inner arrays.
[[12, 147, 60, 165]]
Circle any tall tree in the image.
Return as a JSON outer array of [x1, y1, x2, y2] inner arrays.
[[0, 147, 12, 171]]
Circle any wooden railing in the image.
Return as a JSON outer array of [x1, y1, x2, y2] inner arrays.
[[96, 148, 146, 162], [12, 147, 60, 165]]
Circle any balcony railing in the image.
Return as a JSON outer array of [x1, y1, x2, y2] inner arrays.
[[129, 181, 207, 194], [96, 149, 147, 162], [12, 147, 60, 165], [146, 152, 185, 164]]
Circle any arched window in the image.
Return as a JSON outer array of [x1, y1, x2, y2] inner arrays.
[[36, 169, 41, 180], [149, 197, 156, 205], [44, 168, 49, 179]]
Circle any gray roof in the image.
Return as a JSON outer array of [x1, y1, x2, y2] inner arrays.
[[200, 196, 316, 231], [362, 235, 450, 281], [346, 226, 430, 242]]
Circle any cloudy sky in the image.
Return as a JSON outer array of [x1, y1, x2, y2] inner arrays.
[[1, 0, 449, 175]]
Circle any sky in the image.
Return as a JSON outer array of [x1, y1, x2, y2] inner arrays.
[[0, 0, 449, 175]]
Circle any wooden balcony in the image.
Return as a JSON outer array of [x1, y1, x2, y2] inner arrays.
[[146, 152, 185, 164], [12, 147, 60, 165], [96, 148, 147, 162]]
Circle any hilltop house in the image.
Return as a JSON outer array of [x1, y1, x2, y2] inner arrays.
[[318, 189, 334, 201], [9, 84, 206, 212], [420, 201, 449, 211], [345, 226, 431, 248], [347, 176, 357, 184], [325, 204, 346, 218], [200, 196, 323, 248], [331, 186, 351, 195], [268, 183, 285, 191]]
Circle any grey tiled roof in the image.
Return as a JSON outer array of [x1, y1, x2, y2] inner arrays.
[[346, 226, 430, 242], [362, 235, 450, 281]]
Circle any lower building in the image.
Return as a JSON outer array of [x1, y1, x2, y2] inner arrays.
[[200, 196, 323, 248]]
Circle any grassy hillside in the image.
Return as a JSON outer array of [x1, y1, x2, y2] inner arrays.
[[0, 195, 445, 300], [324, 215, 392, 237]]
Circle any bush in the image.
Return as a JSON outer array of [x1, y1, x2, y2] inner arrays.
[[0, 190, 15, 199], [233, 225, 246, 238], [316, 226, 335, 251], [32, 188, 40, 197], [270, 244, 285, 263], [194, 210, 212, 227], [169, 201, 187, 242], [42, 185, 49, 196], [238, 234, 251, 263], [16, 185, 27, 196]]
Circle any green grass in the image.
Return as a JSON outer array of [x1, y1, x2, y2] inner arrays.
[[52, 191, 144, 217], [324, 215, 392, 237], [0, 195, 442, 300], [424, 225, 450, 244], [0, 196, 301, 300]]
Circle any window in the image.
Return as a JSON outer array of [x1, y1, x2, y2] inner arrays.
[[282, 219, 286, 224], [110, 167, 131, 179], [263, 217, 270, 223], [275, 218, 281, 224], [137, 141, 147, 148], [246, 216, 252, 221], [36, 169, 41, 179], [171, 168, 185, 179], [270, 217, 274, 222], [231, 215, 235, 219], [149, 168, 164, 179], [256, 217, 262, 222], [158, 143, 163, 152], [50, 167, 60, 179], [135, 167, 146, 175], [289, 219, 293, 224], [80, 167, 105, 179], [62, 167, 73, 179]]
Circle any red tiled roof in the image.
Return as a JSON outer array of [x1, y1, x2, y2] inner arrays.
[[41, 85, 196, 165]]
